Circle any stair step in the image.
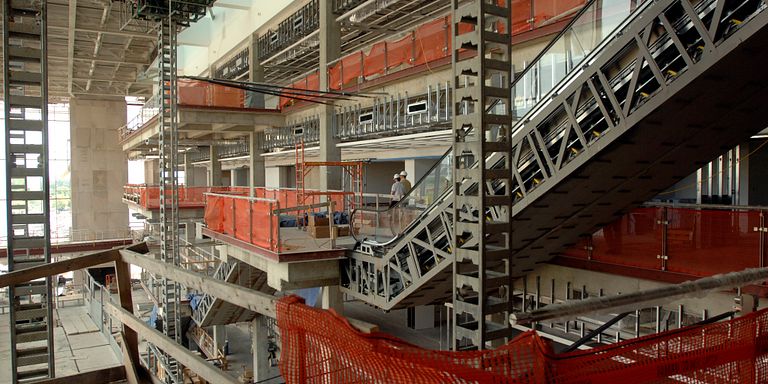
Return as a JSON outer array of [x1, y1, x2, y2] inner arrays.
[[16, 346, 49, 366], [7, 46, 42, 62], [16, 367, 50, 382]]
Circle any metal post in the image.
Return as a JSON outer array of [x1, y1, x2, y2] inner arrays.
[[4, 1, 55, 380]]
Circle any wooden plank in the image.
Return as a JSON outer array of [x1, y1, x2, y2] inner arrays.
[[115, 260, 140, 375], [0, 248, 120, 288], [35, 366, 126, 384], [119, 332, 149, 384], [106, 302, 240, 384], [119, 248, 277, 318]]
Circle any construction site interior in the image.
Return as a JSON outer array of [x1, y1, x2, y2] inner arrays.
[[4, 0, 768, 382]]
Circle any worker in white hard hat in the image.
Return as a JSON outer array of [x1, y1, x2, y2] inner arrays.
[[390, 173, 405, 207], [399, 170, 412, 193]]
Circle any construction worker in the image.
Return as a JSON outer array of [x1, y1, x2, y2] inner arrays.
[[390, 173, 405, 207], [399, 170, 412, 193]]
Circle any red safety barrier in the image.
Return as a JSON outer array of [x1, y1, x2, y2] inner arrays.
[[276, 294, 768, 384], [280, 0, 587, 108], [204, 194, 279, 251], [562, 205, 768, 278], [177, 79, 247, 109], [414, 17, 450, 66]]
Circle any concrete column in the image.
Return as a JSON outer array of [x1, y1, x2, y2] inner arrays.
[[249, 132, 265, 195], [247, 33, 266, 109], [321, 285, 343, 314], [404, 159, 434, 186], [70, 97, 129, 233], [212, 324, 226, 350], [406, 305, 435, 330], [144, 159, 159, 185], [319, 0, 342, 191], [251, 317, 281, 383], [209, 145, 222, 186], [184, 153, 196, 186]]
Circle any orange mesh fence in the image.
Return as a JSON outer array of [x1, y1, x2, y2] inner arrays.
[[177, 79, 209, 106], [414, 17, 450, 66], [532, 0, 586, 28], [282, 0, 589, 105], [277, 295, 768, 384], [512, 0, 534, 34], [363, 42, 387, 78], [203, 193, 279, 251]]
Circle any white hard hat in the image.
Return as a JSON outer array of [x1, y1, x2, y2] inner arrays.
[[399, 171, 408, 176], [393, 174, 400, 179]]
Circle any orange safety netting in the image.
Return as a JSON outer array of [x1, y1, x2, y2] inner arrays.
[[280, 0, 588, 108], [276, 295, 768, 384], [561, 206, 767, 278], [204, 194, 278, 251], [177, 79, 247, 109]]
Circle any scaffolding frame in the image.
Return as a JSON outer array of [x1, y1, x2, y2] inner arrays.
[[295, 140, 363, 213]]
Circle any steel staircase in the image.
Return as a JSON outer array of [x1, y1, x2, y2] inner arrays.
[[342, 0, 768, 314], [3, 1, 55, 382], [192, 260, 275, 327]]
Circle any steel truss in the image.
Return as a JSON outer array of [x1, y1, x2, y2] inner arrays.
[[3, 1, 55, 381]]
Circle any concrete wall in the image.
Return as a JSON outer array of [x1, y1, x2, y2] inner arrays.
[[364, 161, 404, 195], [70, 97, 129, 232]]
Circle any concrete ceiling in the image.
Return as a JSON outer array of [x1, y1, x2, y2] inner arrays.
[[2, 0, 158, 99]]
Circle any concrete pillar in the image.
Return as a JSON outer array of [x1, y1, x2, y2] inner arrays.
[[70, 97, 129, 233], [251, 317, 281, 383], [212, 324, 226, 350], [406, 305, 435, 330], [319, 0, 342, 191], [184, 153, 196, 186], [144, 159, 159, 185], [249, 132, 265, 195], [209, 145, 222, 186], [404, 159, 434, 187], [247, 33, 266, 109], [321, 285, 343, 315]]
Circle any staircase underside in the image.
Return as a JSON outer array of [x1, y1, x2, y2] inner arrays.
[[512, 17, 768, 273], [345, 1, 768, 311], [198, 265, 275, 326]]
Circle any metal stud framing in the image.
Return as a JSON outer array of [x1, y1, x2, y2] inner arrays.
[[451, 0, 514, 350], [3, 1, 55, 381]]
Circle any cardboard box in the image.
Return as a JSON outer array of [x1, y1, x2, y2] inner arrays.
[[336, 225, 350, 237], [310, 226, 332, 238], [308, 215, 330, 227]]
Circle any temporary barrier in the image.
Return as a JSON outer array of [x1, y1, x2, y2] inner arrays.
[[204, 194, 279, 251], [176, 79, 247, 109], [280, 0, 587, 108], [201, 187, 349, 253], [561, 205, 768, 278], [276, 294, 768, 383]]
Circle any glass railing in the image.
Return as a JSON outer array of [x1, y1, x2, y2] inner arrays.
[[351, 149, 452, 243], [512, 0, 648, 119], [561, 203, 768, 277]]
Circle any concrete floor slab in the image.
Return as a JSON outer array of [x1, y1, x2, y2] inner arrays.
[[73, 344, 121, 372], [68, 332, 110, 350], [58, 307, 100, 335]]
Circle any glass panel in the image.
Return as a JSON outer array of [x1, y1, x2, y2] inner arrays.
[[512, 0, 647, 121], [352, 150, 452, 243]]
